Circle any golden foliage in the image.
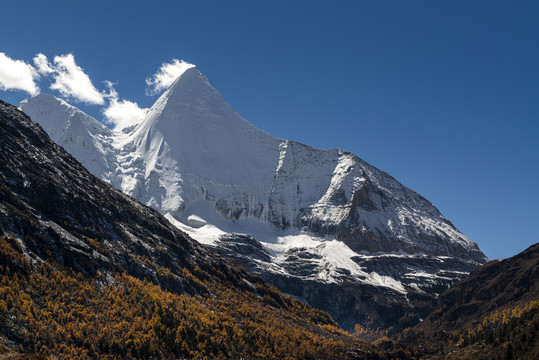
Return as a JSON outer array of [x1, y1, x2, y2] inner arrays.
[[444, 300, 539, 359], [0, 234, 377, 360]]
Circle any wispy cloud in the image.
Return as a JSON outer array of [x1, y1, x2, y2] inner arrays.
[[0, 53, 39, 96], [33, 53, 55, 75], [145, 59, 195, 95], [46, 54, 105, 105], [103, 81, 147, 130], [1, 52, 195, 122]]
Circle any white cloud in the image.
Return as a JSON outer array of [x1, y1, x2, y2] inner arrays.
[[0, 53, 39, 96], [145, 59, 195, 95], [49, 54, 105, 105], [33, 53, 54, 75], [103, 81, 147, 130]]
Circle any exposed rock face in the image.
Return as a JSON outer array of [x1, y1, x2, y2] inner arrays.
[[18, 67, 487, 328], [216, 233, 272, 263], [211, 238, 479, 329]]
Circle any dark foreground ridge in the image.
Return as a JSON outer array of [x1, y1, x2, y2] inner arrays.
[[387, 243, 539, 359], [0, 99, 384, 359]]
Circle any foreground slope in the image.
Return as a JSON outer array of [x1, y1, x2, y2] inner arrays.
[[0, 100, 381, 359], [422, 243, 539, 332], [401, 243, 539, 359], [19, 68, 487, 329]]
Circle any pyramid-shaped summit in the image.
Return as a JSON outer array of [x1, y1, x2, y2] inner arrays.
[[18, 67, 487, 329], [132, 66, 281, 200]]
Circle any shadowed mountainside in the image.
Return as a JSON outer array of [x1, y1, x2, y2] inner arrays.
[[391, 243, 539, 359]]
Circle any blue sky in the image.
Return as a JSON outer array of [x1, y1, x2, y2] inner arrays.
[[1, 0, 537, 259]]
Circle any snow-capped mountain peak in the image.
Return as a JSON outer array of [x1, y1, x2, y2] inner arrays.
[[18, 94, 113, 181], [124, 66, 283, 219], [17, 67, 487, 329]]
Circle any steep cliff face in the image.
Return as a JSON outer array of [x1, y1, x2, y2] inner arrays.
[[18, 67, 487, 328]]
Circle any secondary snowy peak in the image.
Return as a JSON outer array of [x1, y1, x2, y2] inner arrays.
[[18, 94, 114, 181]]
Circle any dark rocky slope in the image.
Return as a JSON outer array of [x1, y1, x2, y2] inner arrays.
[[393, 243, 539, 359], [213, 233, 479, 330], [421, 243, 538, 333]]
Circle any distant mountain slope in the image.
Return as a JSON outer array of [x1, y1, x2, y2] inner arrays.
[[18, 67, 487, 329], [405, 243, 539, 359], [422, 243, 538, 332], [0, 99, 380, 359]]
